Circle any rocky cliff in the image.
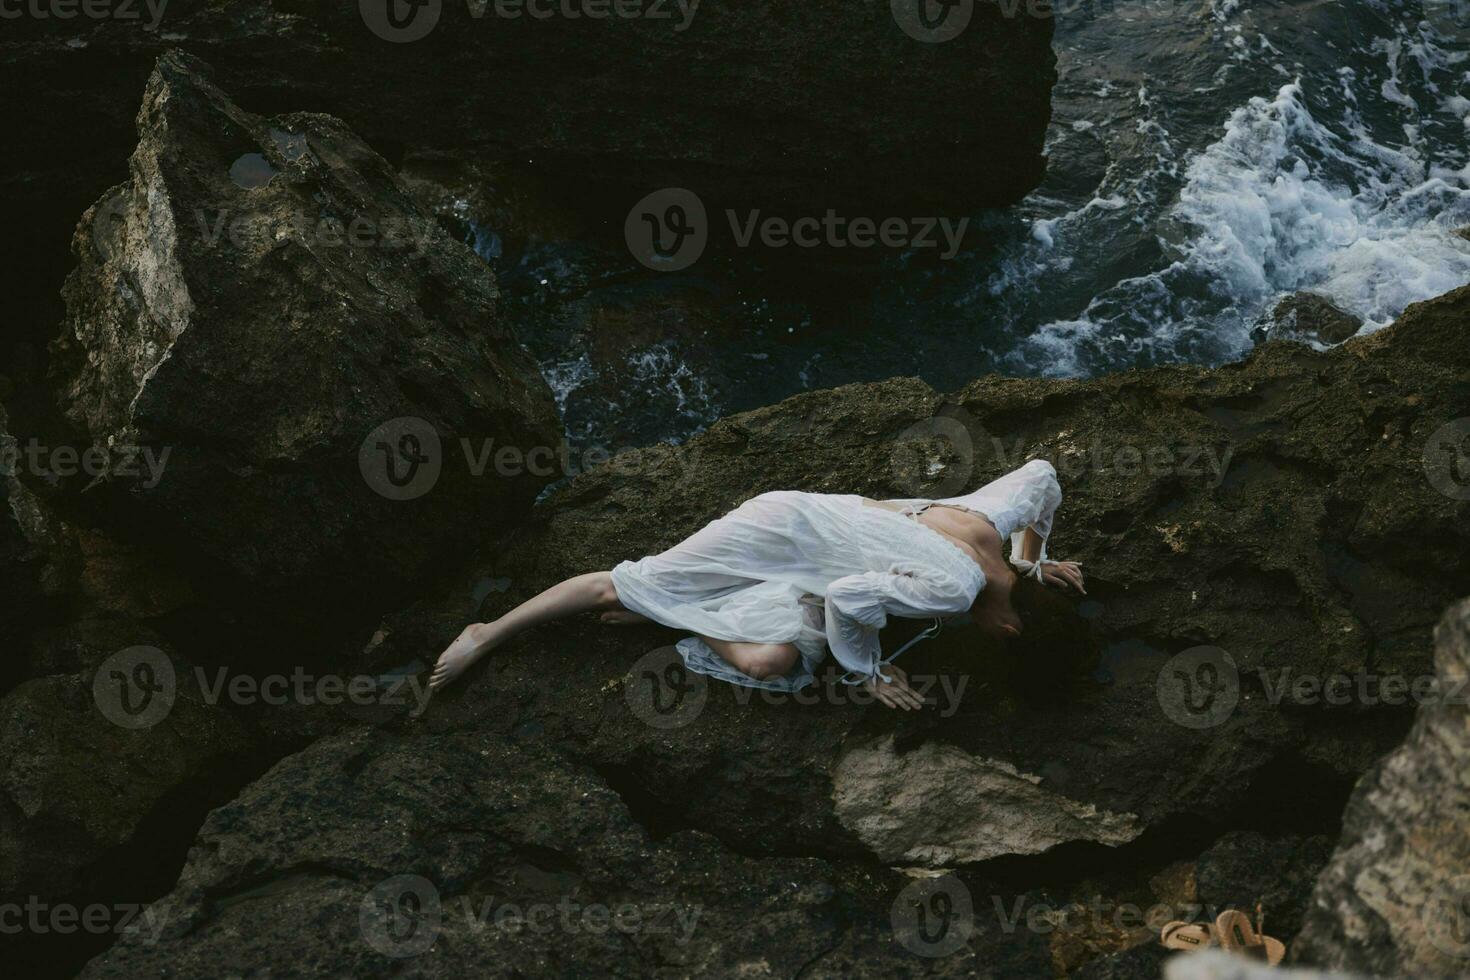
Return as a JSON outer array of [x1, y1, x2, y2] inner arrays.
[[68, 274, 1470, 976], [4, 42, 1470, 980], [1294, 598, 1470, 976]]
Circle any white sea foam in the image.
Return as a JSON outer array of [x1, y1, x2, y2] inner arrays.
[[1017, 75, 1470, 376]]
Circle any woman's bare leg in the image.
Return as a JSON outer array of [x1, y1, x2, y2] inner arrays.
[[430, 572, 624, 689], [698, 635, 799, 681]]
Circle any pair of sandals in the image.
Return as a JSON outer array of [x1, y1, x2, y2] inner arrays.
[[1160, 906, 1285, 965]]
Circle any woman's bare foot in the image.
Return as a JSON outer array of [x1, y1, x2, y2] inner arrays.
[[429, 622, 499, 691], [600, 610, 653, 626]]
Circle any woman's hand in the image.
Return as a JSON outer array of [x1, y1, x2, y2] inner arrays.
[[863, 664, 926, 711], [1040, 560, 1086, 594]]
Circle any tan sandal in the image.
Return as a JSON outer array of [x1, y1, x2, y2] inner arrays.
[[1215, 906, 1285, 965], [1160, 920, 1216, 952]]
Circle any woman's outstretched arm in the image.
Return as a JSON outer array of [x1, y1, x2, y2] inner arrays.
[[429, 571, 623, 689], [1017, 526, 1085, 593]]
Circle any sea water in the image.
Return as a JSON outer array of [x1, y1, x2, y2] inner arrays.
[[479, 0, 1470, 454]]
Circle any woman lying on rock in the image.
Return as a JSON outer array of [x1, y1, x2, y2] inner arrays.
[[430, 459, 1085, 710]]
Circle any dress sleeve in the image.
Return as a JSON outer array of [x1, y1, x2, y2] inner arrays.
[[823, 564, 977, 682], [1007, 460, 1063, 579]]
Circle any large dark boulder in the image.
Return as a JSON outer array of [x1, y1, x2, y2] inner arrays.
[[1293, 598, 1470, 976], [80, 729, 1056, 978], [46, 51, 561, 617], [380, 285, 1470, 866]]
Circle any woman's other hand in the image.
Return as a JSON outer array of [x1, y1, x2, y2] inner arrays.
[[864, 664, 926, 711], [1041, 560, 1085, 594]]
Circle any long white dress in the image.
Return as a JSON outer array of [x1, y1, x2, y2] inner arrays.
[[610, 459, 1063, 691]]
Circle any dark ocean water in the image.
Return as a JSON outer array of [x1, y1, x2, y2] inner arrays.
[[478, 0, 1470, 457]]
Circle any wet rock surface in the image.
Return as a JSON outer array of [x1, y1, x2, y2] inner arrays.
[[832, 734, 1145, 866], [45, 51, 561, 619], [1251, 294, 1364, 348], [1293, 598, 1470, 977]]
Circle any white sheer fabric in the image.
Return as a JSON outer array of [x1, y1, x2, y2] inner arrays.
[[610, 460, 1062, 691], [893, 458, 1064, 583]]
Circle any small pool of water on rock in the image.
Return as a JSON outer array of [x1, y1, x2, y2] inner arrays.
[[229, 152, 278, 189]]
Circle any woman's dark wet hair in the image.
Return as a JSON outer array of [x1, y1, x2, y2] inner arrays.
[[1002, 564, 1099, 704]]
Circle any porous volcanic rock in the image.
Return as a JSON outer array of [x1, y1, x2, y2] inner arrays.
[[1293, 598, 1470, 977]]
